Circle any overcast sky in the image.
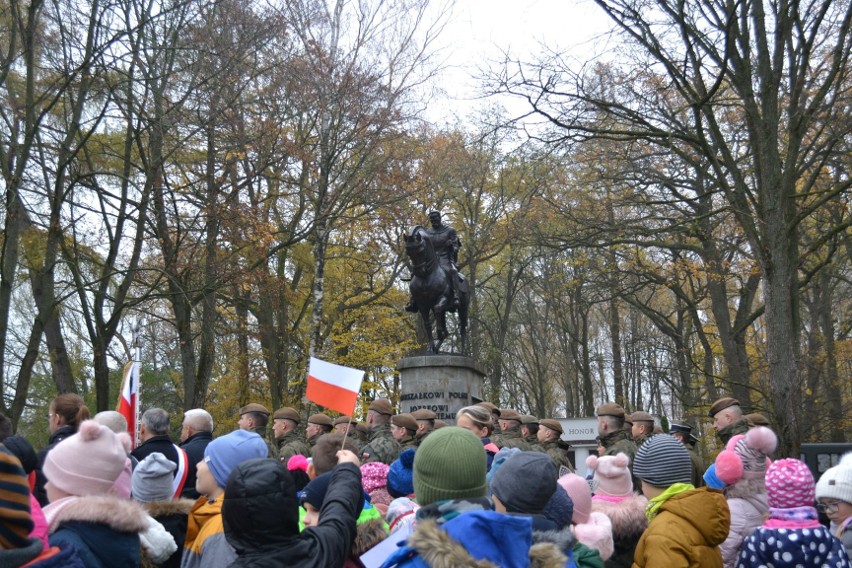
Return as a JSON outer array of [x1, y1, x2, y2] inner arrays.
[[424, 0, 614, 122]]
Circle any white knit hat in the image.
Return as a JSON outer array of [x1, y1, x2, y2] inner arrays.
[[43, 420, 129, 496], [816, 457, 852, 505]]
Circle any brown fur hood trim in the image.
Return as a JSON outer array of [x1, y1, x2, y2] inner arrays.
[[144, 498, 196, 518], [353, 518, 389, 557], [46, 495, 149, 534], [591, 494, 648, 542], [407, 520, 567, 568]]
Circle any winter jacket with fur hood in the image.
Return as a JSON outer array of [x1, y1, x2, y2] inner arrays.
[[631, 487, 730, 568], [379, 510, 571, 568], [720, 480, 768, 567], [591, 493, 647, 568], [222, 458, 362, 568], [142, 498, 194, 568], [44, 494, 149, 568]]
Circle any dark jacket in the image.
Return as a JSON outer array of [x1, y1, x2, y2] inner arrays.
[[46, 495, 149, 568], [34, 425, 76, 506], [143, 498, 195, 568], [223, 458, 363, 568], [179, 431, 212, 500]]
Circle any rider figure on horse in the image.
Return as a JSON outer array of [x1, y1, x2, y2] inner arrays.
[[405, 210, 463, 313]]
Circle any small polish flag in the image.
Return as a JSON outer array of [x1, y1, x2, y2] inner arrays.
[[117, 361, 139, 448], [306, 357, 364, 416]]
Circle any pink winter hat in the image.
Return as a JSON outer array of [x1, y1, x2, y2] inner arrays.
[[587, 453, 633, 498], [43, 420, 129, 497], [765, 458, 815, 509], [360, 461, 390, 494], [715, 426, 777, 485], [557, 473, 592, 524]]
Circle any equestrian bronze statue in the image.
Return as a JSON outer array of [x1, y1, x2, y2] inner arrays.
[[403, 211, 469, 354]]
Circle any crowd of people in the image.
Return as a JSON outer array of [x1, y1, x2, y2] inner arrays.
[[0, 393, 849, 568]]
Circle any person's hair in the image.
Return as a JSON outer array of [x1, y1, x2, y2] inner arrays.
[[50, 394, 90, 431], [368, 410, 391, 426], [727, 405, 743, 419], [600, 414, 624, 430], [311, 433, 359, 475], [247, 411, 269, 431], [183, 409, 214, 433], [141, 408, 170, 435], [0, 412, 13, 441], [93, 410, 128, 434], [456, 406, 493, 435]]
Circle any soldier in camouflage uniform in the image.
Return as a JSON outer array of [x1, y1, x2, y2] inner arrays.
[[630, 411, 656, 449], [332, 415, 363, 452], [305, 413, 333, 452], [497, 409, 532, 451], [360, 399, 401, 465], [272, 406, 311, 462], [537, 418, 575, 473], [390, 413, 419, 451], [709, 397, 750, 445], [238, 403, 273, 457], [670, 422, 704, 487], [596, 403, 637, 463], [520, 415, 544, 452], [410, 408, 437, 447]]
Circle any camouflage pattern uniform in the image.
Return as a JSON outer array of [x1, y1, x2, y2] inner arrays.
[[276, 431, 311, 463], [524, 434, 544, 453], [307, 433, 322, 453], [716, 418, 749, 445], [499, 425, 532, 451], [539, 439, 575, 473], [633, 433, 653, 450], [687, 445, 705, 487], [600, 429, 637, 463], [398, 434, 418, 452], [414, 430, 433, 448], [360, 423, 401, 465]]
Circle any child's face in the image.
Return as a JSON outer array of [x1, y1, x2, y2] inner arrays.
[[818, 498, 852, 525], [302, 502, 321, 527]]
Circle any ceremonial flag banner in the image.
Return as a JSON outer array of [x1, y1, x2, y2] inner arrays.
[[117, 360, 139, 448], [306, 357, 364, 416]]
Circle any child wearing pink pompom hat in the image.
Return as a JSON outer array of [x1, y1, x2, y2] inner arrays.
[[585, 452, 648, 567], [714, 426, 777, 567], [736, 458, 850, 568]]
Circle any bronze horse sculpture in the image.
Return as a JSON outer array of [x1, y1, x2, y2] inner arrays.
[[404, 226, 469, 354]]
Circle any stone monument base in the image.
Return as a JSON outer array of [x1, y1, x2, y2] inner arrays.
[[397, 355, 485, 424]]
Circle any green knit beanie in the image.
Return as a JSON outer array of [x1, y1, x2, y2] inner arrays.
[[413, 427, 487, 505]]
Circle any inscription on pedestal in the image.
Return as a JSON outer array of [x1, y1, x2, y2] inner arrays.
[[397, 356, 485, 424]]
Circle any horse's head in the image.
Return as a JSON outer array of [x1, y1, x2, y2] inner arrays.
[[404, 226, 432, 260]]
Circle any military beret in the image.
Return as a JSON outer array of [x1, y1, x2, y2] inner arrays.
[[708, 397, 740, 417], [623, 414, 634, 426], [307, 413, 333, 427], [669, 422, 692, 435], [239, 403, 270, 416], [630, 411, 654, 424], [411, 408, 436, 421], [272, 407, 300, 422], [368, 399, 394, 415], [539, 418, 564, 434], [744, 413, 770, 426], [392, 413, 418, 432], [596, 403, 625, 419], [333, 415, 357, 426], [475, 402, 501, 416], [499, 408, 521, 421], [434, 420, 448, 429], [520, 415, 539, 425]]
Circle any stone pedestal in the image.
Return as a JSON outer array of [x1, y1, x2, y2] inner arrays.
[[397, 355, 485, 424]]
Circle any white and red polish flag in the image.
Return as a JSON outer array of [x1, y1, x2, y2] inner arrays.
[[306, 357, 364, 416], [117, 360, 139, 448]]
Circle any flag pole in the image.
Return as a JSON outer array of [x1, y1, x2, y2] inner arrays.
[[132, 322, 141, 446]]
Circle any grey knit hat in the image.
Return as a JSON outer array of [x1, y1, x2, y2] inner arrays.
[[132, 452, 176, 503], [632, 434, 692, 487], [491, 452, 557, 514]]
